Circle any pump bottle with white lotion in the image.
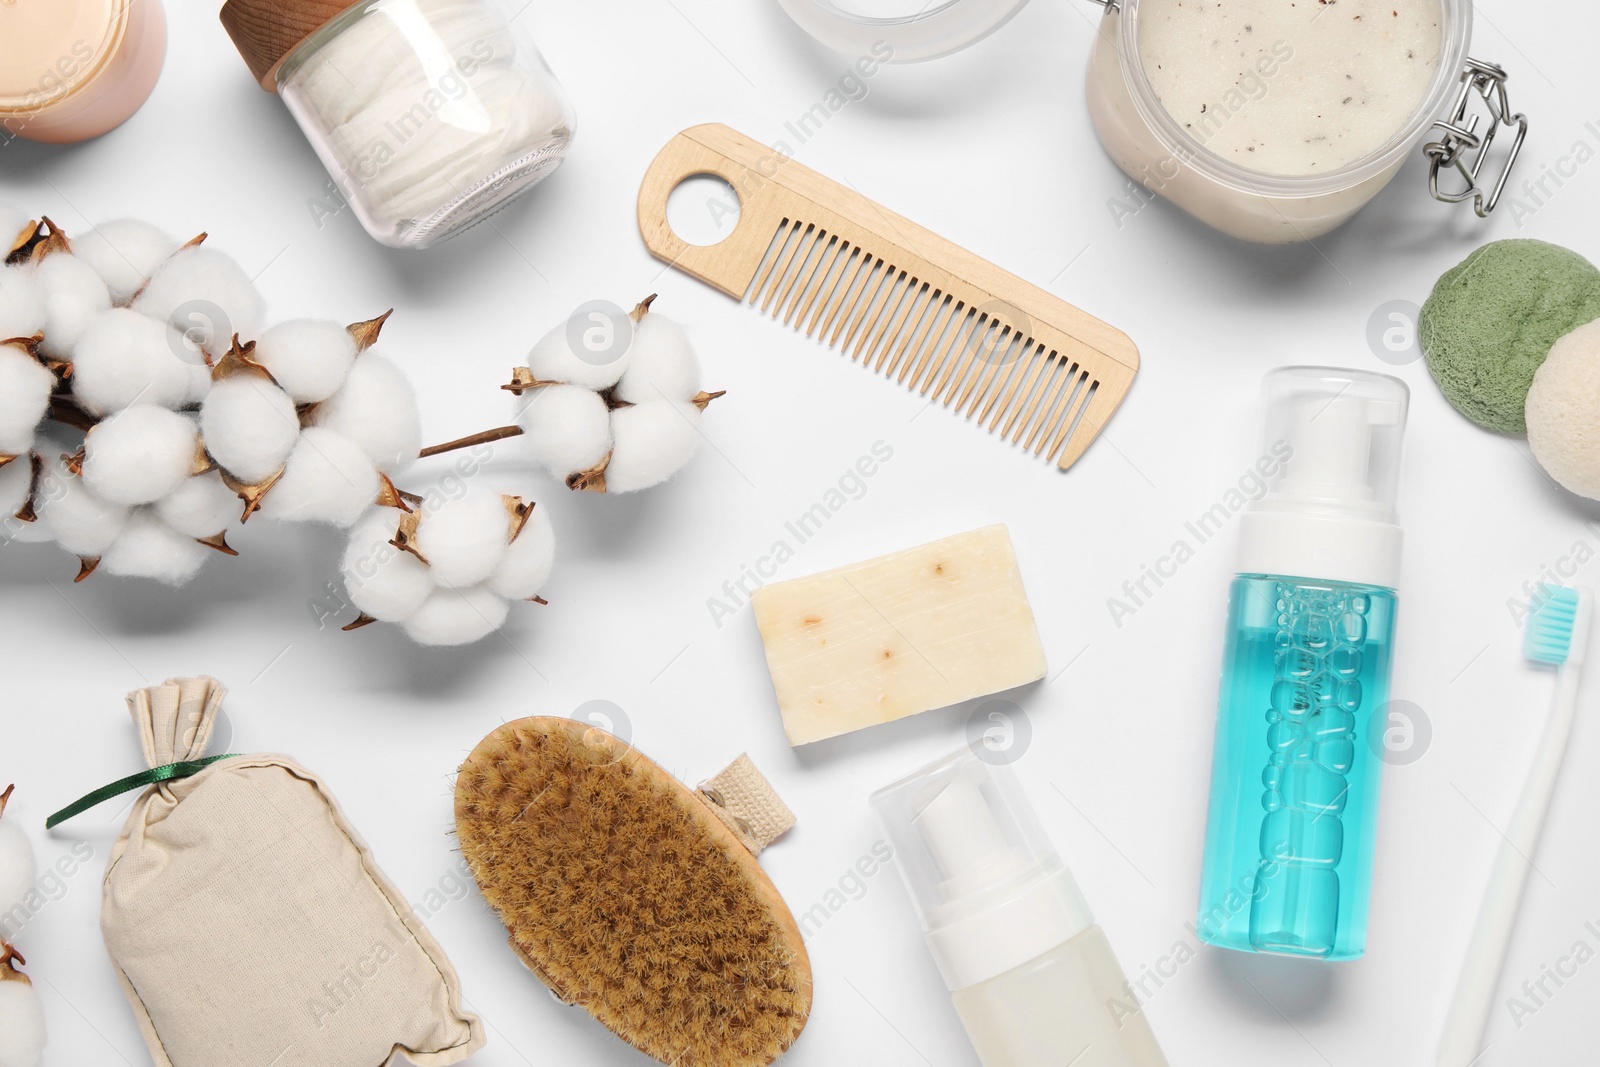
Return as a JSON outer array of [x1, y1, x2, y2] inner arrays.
[[872, 749, 1169, 1067], [1197, 367, 1409, 961]]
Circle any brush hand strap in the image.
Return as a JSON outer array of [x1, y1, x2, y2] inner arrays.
[[46, 755, 240, 829], [696, 755, 795, 855]]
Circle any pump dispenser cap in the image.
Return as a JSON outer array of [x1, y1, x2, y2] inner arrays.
[[871, 749, 1094, 992], [1237, 367, 1409, 589]]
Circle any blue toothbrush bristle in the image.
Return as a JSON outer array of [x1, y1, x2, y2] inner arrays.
[[1526, 585, 1581, 664]]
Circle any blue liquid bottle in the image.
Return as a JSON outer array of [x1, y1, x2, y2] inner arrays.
[[1197, 368, 1409, 961]]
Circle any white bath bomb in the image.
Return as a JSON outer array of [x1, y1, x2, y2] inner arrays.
[[34, 253, 112, 359], [514, 383, 612, 477], [72, 218, 179, 305], [0, 795, 36, 918], [526, 306, 634, 390], [604, 399, 701, 493], [614, 314, 700, 404], [0, 457, 32, 526], [35, 452, 128, 555], [71, 308, 194, 415], [254, 319, 357, 404], [82, 406, 197, 506], [257, 427, 376, 527], [0, 344, 53, 455], [0, 264, 43, 341], [134, 246, 265, 360], [1527, 319, 1600, 499], [486, 505, 554, 601], [403, 585, 509, 646], [200, 375, 300, 484], [101, 510, 209, 584], [416, 489, 510, 589], [155, 471, 238, 538], [308, 354, 420, 473], [341, 509, 434, 622]]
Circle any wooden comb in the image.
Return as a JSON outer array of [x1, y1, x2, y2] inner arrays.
[[638, 124, 1139, 470]]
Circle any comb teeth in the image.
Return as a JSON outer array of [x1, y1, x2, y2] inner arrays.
[[744, 218, 1104, 466]]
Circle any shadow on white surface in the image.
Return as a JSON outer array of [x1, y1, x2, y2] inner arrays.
[[1203, 945, 1339, 1023]]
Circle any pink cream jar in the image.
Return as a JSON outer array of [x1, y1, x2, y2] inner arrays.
[[0, 0, 167, 145]]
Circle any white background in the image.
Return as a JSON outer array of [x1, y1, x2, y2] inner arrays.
[[3, 0, 1600, 1064]]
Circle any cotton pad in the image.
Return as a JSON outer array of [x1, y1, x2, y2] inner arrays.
[[1421, 240, 1600, 433]]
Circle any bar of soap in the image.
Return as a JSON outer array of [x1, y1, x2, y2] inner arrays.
[[752, 525, 1047, 746]]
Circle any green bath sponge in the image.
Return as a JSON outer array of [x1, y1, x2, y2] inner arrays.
[[1420, 239, 1600, 433]]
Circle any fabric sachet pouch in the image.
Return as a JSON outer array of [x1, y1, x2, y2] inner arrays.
[[91, 677, 483, 1067]]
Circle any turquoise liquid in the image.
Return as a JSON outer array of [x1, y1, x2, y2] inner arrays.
[[1196, 575, 1396, 961]]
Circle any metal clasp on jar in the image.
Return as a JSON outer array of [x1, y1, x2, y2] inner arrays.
[[1425, 59, 1529, 218]]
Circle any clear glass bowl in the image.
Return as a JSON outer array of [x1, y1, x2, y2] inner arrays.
[[278, 0, 574, 249], [1086, 0, 1473, 243], [776, 0, 1031, 62]]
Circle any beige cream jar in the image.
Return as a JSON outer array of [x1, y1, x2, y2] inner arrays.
[[0, 0, 167, 144]]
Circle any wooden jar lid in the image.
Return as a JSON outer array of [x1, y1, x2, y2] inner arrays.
[[219, 0, 360, 90]]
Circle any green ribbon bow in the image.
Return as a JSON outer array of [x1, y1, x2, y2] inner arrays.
[[46, 755, 241, 830]]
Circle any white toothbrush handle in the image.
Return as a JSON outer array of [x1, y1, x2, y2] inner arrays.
[[1435, 663, 1582, 1067]]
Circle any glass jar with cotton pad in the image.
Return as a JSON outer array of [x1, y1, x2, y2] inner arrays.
[[221, 0, 574, 249], [777, 0, 1032, 62], [1084, 0, 1528, 243]]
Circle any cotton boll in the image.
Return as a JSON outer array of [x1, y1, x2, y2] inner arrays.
[[154, 471, 238, 538], [35, 254, 111, 359], [614, 314, 700, 404], [71, 218, 178, 305], [254, 319, 358, 404], [341, 509, 434, 621], [403, 585, 509, 646], [35, 453, 128, 555], [0, 458, 31, 524], [309, 355, 421, 473], [257, 427, 377, 527], [82, 406, 197, 506], [0, 265, 43, 341], [0, 205, 30, 256], [415, 489, 510, 588], [0, 345, 52, 455], [0, 795, 35, 918], [514, 384, 612, 478], [134, 246, 265, 360], [199, 375, 300, 484], [526, 312, 633, 390], [486, 506, 553, 601], [71, 308, 193, 415], [0, 978, 46, 1067], [101, 510, 209, 584], [603, 400, 701, 493]]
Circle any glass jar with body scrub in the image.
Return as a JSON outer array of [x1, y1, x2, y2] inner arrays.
[[221, 0, 574, 249], [1085, 0, 1526, 243]]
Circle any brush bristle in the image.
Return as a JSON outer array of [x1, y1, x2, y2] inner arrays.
[[1526, 585, 1581, 664], [455, 718, 811, 1066]]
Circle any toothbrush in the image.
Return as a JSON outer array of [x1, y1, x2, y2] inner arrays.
[[1436, 585, 1592, 1067]]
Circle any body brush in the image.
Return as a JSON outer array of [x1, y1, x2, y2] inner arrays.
[[455, 717, 811, 1066]]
